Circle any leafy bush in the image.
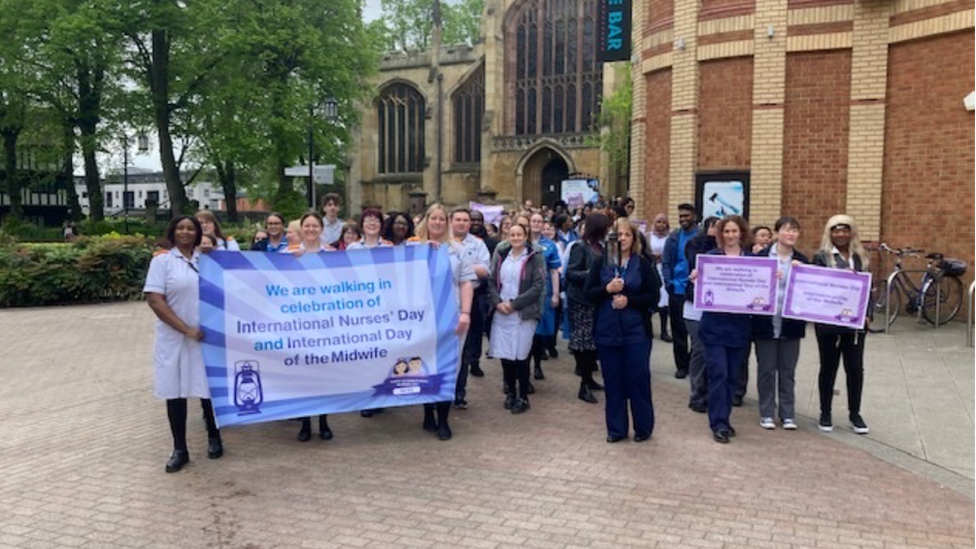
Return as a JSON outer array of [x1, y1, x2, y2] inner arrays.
[[0, 236, 153, 307]]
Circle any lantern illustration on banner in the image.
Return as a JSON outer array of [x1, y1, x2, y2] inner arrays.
[[704, 289, 715, 307], [234, 360, 264, 415]]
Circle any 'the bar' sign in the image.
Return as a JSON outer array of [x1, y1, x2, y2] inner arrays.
[[597, 0, 632, 63]]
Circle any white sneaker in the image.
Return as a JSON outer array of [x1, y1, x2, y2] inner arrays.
[[759, 417, 776, 430], [782, 418, 797, 430]]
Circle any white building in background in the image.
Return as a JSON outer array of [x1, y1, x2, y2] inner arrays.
[[74, 169, 224, 216]]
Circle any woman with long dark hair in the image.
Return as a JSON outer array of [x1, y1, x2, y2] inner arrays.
[[566, 212, 611, 404], [383, 211, 415, 245], [144, 216, 222, 472]]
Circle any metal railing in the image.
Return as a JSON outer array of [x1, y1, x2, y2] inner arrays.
[[967, 281, 974, 347]]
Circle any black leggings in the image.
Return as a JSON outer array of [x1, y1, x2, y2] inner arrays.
[[815, 329, 865, 417], [573, 350, 598, 385], [501, 359, 531, 399], [531, 336, 545, 368], [167, 398, 218, 451]]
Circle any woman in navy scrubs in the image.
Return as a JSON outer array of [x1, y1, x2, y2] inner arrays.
[[695, 215, 753, 444], [584, 218, 660, 443]]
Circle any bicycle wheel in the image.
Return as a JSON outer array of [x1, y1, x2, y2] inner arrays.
[[868, 279, 900, 333], [921, 275, 964, 325]]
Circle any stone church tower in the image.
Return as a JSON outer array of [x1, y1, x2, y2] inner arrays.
[[347, 0, 625, 216]]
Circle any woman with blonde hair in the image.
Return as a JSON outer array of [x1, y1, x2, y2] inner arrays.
[[410, 203, 476, 440], [812, 214, 871, 435]]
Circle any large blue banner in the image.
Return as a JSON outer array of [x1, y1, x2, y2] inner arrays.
[[199, 245, 459, 427]]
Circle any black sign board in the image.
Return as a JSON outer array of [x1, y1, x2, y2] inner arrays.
[[597, 0, 632, 63]]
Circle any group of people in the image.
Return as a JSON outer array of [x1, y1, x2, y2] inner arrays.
[[144, 192, 872, 473], [659, 203, 871, 443]]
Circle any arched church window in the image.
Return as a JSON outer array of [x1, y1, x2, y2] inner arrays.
[[508, 0, 602, 136], [453, 64, 485, 165], [377, 83, 426, 174]]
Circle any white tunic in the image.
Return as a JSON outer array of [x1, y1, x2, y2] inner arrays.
[[489, 248, 538, 361], [649, 233, 670, 308], [143, 249, 210, 399]]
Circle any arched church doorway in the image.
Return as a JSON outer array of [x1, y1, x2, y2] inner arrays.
[[520, 147, 570, 208]]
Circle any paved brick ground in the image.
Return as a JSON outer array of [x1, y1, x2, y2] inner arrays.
[[0, 302, 973, 549]]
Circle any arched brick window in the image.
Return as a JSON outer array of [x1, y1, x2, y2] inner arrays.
[[453, 65, 485, 165], [508, 0, 602, 135], [377, 83, 426, 174]]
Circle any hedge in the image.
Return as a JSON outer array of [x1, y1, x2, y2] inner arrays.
[[0, 235, 154, 307]]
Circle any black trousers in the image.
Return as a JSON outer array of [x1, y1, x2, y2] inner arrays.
[[501, 359, 531, 399], [668, 293, 690, 372], [167, 398, 218, 451], [458, 291, 487, 401], [815, 328, 865, 417]]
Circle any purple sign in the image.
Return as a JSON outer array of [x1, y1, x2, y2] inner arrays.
[[694, 255, 778, 315], [783, 264, 872, 329]]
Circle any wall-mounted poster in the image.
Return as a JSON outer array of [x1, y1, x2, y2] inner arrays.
[[696, 172, 750, 219], [561, 179, 599, 208]]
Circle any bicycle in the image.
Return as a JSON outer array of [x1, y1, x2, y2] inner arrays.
[[867, 243, 968, 333]]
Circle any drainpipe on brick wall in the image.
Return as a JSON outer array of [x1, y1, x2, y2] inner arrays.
[[436, 73, 444, 203]]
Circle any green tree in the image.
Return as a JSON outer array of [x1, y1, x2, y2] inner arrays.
[[590, 63, 632, 174], [442, 0, 483, 46], [19, 0, 128, 221], [121, 0, 221, 216], [0, 0, 30, 219], [380, 0, 435, 51]]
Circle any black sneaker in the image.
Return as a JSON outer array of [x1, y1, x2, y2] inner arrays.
[[850, 414, 869, 435], [470, 364, 485, 377], [732, 395, 743, 407], [453, 399, 468, 410], [675, 369, 688, 379], [818, 413, 833, 432], [547, 348, 558, 359], [503, 395, 515, 410]]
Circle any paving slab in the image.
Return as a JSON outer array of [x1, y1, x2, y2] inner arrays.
[[0, 302, 972, 549]]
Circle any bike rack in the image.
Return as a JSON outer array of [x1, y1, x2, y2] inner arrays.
[[884, 269, 932, 334], [967, 281, 974, 347]]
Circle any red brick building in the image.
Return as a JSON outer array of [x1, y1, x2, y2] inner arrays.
[[629, 0, 974, 284]]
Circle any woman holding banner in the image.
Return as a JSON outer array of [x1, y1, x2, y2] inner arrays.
[[412, 204, 476, 440], [488, 222, 546, 413], [583, 218, 659, 443], [694, 215, 753, 444], [281, 212, 335, 441], [144, 216, 223, 473], [752, 217, 808, 431], [812, 215, 871, 435]]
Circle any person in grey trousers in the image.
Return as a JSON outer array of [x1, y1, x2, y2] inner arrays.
[[682, 217, 718, 413], [752, 216, 808, 430]]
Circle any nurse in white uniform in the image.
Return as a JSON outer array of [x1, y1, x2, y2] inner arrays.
[[411, 204, 475, 441], [144, 216, 223, 473]]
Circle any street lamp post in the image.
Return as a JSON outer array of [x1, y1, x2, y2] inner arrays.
[[122, 133, 150, 234], [308, 97, 339, 209]]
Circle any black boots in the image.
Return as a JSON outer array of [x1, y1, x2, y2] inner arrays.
[[423, 403, 451, 440], [578, 382, 598, 404], [319, 415, 333, 440], [165, 449, 189, 473]]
